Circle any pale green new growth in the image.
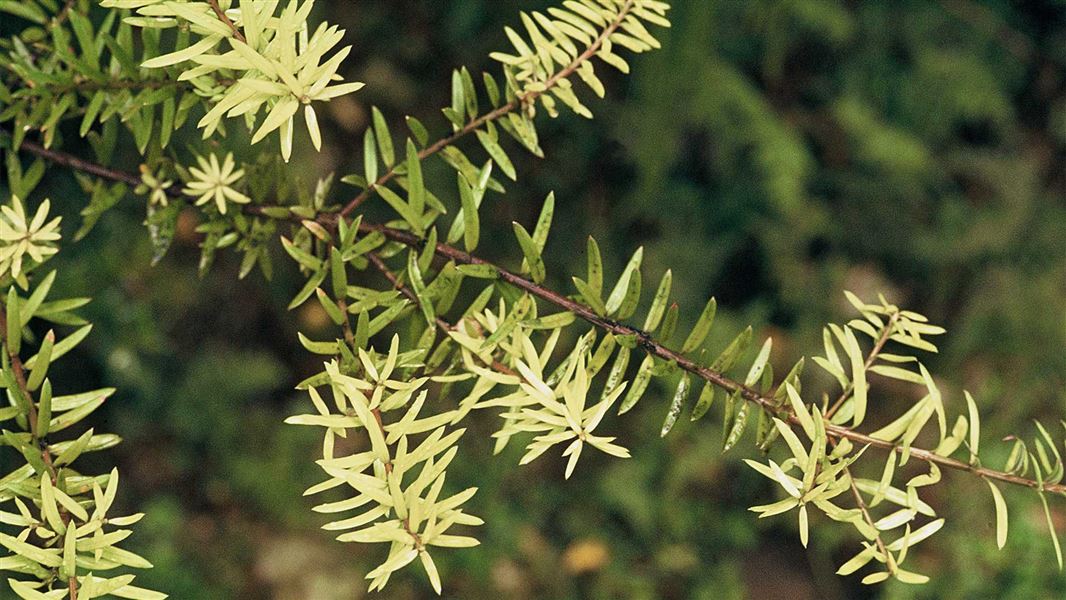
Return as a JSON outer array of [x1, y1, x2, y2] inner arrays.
[[0, 197, 60, 280], [182, 152, 250, 214], [99, 0, 364, 160]]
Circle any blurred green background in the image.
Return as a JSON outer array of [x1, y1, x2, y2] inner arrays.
[[7, 0, 1066, 598]]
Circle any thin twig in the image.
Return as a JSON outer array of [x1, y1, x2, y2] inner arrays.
[[333, 0, 636, 220], [826, 312, 899, 420], [10, 136, 143, 189], [833, 438, 892, 572], [8, 91, 1066, 497], [54, 0, 79, 27], [357, 222, 1066, 496], [207, 0, 246, 43], [365, 252, 517, 377]]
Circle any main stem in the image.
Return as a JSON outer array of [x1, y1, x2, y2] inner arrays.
[[356, 223, 1066, 496], [10, 67, 1066, 499]]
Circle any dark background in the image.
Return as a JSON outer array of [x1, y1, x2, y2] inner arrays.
[[6, 0, 1066, 598]]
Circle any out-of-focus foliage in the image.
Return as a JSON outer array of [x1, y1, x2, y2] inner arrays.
[[1, 0, 1063, 599]]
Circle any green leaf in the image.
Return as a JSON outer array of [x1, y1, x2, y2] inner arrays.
[[406, 139, 425, 217], [619, 354, 655, 415], [49, 391, 106, 433], [141, 34, 222, 68], [26, 325, 92, 370], [0, 534, 60, 568], [0, 1, 47, 24], [744, 338, 773, 386], [615, 269, 642, 320], [966, 391, 980, 462], [458, 175, 480, 252], [298, 332, 339, 355], [315, 289, 346, 326], [602, 346, 630, 401], [6, 287, 20, 356], [660, 373, 690, 437], [20, 271, 55, 328], [642, 270, 672, 331], [660, 303, 679, 341], [408, 251, 436, 328], [281, 237, 323, 272], [843, 326, 868, 426], [483, 72, 501, 106], [456, 264, 498, 279], [476, 130, 516, 180], [1038, 490, 1062, 569], [406, 116, 429, 146], [681, 297, 717, 353], [330, 250, 348, 300], [586, 236, 603, 297], [378, 186, 423, 234], [690, 382, 716, 421], [571, 277, 606, 316], [364, 128, 378, 183], [709, 326, 753, 373], [25, 331, 53, 392], [532, 192, 554, 253], [512, 222, 545, 283], [723, 400, 749, 452], [289, 269, 327, 310], [450, 69, 465, 126], [372, 107, 395, 167], [986, 479, 1008, 549], [605, 247, 643, 315], [36, 380, 51, 438]]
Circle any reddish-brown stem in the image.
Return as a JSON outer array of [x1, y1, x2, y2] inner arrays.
[[8, 80, 1066, 498], [207, 0, 246, 43], [358, 222, 1066, 496], [365, 251, 517, 377], [13, 137, 145, 190]]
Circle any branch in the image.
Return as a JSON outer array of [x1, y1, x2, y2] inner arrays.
[[826, 312, 899, 419], [12, 137, 144, 189], [207, 0, 246, 43], [357, 222, 1066, 496], [9, 96, 1065, 497], [365, 251, 517, 377], [332, 0, 637, 220]]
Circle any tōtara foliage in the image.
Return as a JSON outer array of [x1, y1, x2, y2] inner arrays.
[[0, 0, 1062, 596]]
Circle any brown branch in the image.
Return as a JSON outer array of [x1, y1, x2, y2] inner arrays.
[[8, 65, 1066, 497], [333, 0, 636, 220], [12, 137, 144, 189], [833, 438, 892, 571], [45, 77, 196, 95], [358, 222, 1066, 496], [207, 0, 246, 43], [365, 251, 517, 377], [0, 310, 40, 438]]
